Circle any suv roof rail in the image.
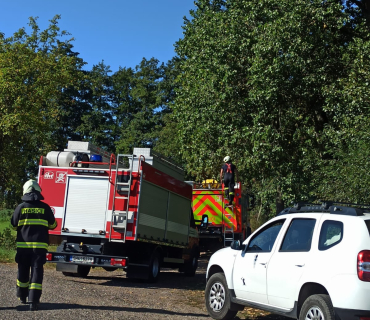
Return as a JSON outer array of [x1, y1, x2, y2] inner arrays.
[[292, 202, 318, 210], [319, 200, 370, 208], [278, 201, 370, 217]]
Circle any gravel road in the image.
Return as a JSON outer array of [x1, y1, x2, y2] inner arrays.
[[0, 254, 288, 320]]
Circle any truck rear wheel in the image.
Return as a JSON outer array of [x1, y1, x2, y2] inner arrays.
[[76, 265, 91, 278], [184, 247, 199, 276], [148, 251, 161, 283], [103, 267, 118, 272]]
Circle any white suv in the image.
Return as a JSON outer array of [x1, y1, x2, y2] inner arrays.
[[205, 202, 370, 320]]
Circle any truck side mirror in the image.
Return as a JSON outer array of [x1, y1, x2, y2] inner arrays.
[[230, 240, 241, 250], [201, 214, 209, 228]]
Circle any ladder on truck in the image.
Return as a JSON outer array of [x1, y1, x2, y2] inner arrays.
[[223, 204, 235, 247], [109, 154, 134, 242]]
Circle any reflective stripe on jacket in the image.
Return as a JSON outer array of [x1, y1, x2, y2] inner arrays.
[[11, 191, 57, 250]]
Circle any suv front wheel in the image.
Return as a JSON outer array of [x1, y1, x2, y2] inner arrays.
[[205, 272, 238, 320], [299, 294, 335, 320]]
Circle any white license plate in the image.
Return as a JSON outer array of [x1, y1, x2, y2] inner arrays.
[[71, 256, 94, 264]]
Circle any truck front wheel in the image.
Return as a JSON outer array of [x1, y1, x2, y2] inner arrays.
[[205, 272, 238, 320]]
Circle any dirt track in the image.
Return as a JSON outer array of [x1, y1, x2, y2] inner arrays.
[[0, 254, 288, 320]]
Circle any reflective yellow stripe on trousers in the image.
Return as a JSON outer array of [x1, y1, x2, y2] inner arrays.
[[29, 283, 42, 290], [17, 280, 29, 288]]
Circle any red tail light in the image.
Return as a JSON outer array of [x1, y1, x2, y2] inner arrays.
[[46, 253, 53, 261], [110, 258, 126, 267], [358, 250, 370, 281]]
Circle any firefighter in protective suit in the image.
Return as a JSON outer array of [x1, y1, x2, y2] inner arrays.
[[220, 156, 238, 205], [11, 180, 57, 311]]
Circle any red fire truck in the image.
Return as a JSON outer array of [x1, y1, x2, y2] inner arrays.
[[187, 179, 250, 252], [40, 141, 199, 281]]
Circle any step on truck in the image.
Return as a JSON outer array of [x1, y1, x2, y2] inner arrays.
[[39, 141, 199, 281], [186, 179, 251, 252]]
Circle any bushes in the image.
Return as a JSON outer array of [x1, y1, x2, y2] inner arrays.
[[0, 209, 17, 252], [0, 227, 16, 251], [0, 209, 13, 221]]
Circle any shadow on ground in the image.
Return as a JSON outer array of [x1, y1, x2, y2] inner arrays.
[[0, 303, 208, 317], [61, 252, 210, 292], [235, 316, 289, 320], [45, 253, 289, 320]]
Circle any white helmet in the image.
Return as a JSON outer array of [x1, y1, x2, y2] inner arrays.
[[223, 156, 230, 162], [23, 179, 42, 195]]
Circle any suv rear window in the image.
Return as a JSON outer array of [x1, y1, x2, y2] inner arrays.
[[280, 219, 316, 252], [319, 220, 343, 251]]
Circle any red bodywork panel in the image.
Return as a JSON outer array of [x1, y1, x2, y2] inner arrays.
[[38, 159, 191, 242]]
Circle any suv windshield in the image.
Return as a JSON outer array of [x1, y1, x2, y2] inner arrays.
[[247, 220, 285, 252]]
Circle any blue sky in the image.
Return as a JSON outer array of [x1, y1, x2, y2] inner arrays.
[[0, 0, 195, 73]]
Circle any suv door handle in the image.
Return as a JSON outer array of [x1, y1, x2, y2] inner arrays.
[[260, 262, 267, 265], [295, 264, 305, 267]]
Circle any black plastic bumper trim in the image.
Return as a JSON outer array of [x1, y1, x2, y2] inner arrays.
[[46, 251, 129, 269], [334, 307, 370, 319], [229, 290, 297, 319]]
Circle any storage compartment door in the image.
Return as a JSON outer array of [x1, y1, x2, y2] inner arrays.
[[63, 176, 109, 234], [137, 181, 168, 241], [166, 193, 191, 245]]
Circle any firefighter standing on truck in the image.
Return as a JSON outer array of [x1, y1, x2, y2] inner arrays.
[[220, 156, 238, 205], [11, 180, 57, 311]]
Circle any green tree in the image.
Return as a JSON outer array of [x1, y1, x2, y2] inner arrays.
[[0, 16, 84, 206], [342, 0, 370, 28], [51, 70, 92, 151], [114, 57, 177, 153], [77, 62, 117, 152], [315, 37, 370, 203], [153, 57, 184, 163], [174, 0, 370, 216]]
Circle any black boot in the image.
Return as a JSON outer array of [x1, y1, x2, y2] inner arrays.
[[30, 303, 39, 311], [16, 287, 28, 304], [229, 194, 234, 205], [18, 297, 27, 304]]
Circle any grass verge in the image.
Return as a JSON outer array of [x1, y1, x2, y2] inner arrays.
[[0, 245, 59, 264], [0, 247, 15, 263]]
